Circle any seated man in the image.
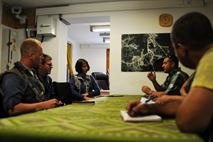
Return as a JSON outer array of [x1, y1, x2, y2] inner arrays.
[[142, 55, 189, 97], [127, 72, 195, 118], [172, 12, 213, 142], [37, 53, 55, 99], [128, 12, 213, 142], [0, 38, 60, 116]]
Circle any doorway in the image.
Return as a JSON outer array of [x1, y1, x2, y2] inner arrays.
[[66, 16, 110, 75]]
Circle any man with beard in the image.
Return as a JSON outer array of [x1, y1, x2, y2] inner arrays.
[[127, 12, 213, 142], [141, 55, 189, 97], [37, 53, 55, 99]]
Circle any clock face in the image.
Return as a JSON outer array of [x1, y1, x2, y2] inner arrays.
[[159, 14, 173, 27]]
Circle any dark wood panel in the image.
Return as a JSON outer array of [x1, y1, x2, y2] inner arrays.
[[2, 2, 36, 29]]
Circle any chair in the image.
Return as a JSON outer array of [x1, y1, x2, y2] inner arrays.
[[53, 82, 73, 104], [91, 72, 109, 90], [0, 95, 7, 118]]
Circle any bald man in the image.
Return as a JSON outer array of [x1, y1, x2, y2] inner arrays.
[[1, 38, 60, 116]]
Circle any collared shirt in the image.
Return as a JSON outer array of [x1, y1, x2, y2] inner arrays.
[[161, 68, 189, 95], [1, 62, 46, 112], [38, 75, 55, 99]]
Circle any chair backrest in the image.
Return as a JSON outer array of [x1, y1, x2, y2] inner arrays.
[[0, 94, 6, 118], [91, 72, 109, 90], [53, 82, 72, 104]]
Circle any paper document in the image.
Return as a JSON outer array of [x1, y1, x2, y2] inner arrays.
[[120, 110, 162, 122], [100, 90, 110, 93], [88, 97, 108, 102], [140, 97, 156, 104]]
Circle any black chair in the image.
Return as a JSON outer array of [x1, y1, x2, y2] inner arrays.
[[53, 82, 72, 104], [91, 72, 109, 90], [0, 95, 7, 118]]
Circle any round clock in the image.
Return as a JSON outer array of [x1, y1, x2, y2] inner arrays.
[[159, 14, 173, 27]]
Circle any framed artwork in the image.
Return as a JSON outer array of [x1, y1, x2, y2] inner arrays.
[[121, 33, 173, 72]]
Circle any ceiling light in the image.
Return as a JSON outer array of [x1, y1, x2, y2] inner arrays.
[[90, 25, 110, 32], [99, 32, 110, 37], [103, 37, 110, 43]]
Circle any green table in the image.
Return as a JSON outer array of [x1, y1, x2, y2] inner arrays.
[[0, 95, 202, 142]]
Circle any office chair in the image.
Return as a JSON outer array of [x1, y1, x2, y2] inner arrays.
[[91, 72, 109, 90], [53, 82, 72, 104]]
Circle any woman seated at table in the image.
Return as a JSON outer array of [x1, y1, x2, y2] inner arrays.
[[69, 58, 100, 101]]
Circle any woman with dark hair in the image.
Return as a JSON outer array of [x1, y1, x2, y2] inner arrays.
[[69, 59, 100, 101]]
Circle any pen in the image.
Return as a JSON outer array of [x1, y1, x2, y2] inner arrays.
[[144, 96, 157, 103]]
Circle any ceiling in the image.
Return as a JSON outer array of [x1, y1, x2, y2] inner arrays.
[[3, 0, 119, 45], [3, 0, 132, 8], [67, 16, 110, 44]]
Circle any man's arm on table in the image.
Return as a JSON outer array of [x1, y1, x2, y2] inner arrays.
[[8, 99, 60, 116], [176, 87, 213, 133], [127, 95, 184, 117]]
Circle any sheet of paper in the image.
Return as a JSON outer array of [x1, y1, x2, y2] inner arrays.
[[88, 96, 108, 102], [100, 89, 110, 93], [120, 110, 162, 122], [140, 97, 156, 104]]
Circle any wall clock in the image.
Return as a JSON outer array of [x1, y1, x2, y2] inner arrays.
[[159, 14, 173, 27]]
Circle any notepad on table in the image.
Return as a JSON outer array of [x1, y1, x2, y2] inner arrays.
[[120, 110, 162, 122], [140, 97, 156, 104]]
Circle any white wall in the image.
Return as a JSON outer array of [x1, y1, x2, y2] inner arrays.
[[42, 19, 68, 82], [110, 6, 213, 95], [0, 26, 23, 72], [37, 1, 213, 95], [79, 44, 108, 74], [68, 37, 108, 75]]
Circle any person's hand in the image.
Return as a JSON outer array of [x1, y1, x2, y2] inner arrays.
[[147, 72, 156, 82], [154, 95, 173, 104], [84, 96, 92, 100], [82, 93, 89, 97], [148, 91, 166, 98], [149, 91, 158, 97], [127, 102, 153, 117], [141, 85, 152, 94], [127, 100, 140, 113], [42, 99, 60, 109]]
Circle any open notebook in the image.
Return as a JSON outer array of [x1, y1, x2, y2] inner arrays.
[[120, 110, 162, 122]]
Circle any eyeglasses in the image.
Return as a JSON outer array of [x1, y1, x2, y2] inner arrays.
[[46, 63, 53, 67]]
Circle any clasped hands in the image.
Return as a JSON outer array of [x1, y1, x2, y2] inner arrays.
[[83, 92, 93, 100]]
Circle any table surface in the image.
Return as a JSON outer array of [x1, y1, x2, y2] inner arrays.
[[0, 95, 202, 142]]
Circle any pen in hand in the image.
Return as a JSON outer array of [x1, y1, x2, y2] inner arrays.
[[145, 96, 157, 104]]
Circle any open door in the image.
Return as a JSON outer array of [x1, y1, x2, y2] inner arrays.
[[106, 48, 110, 74], [67, 43, 73, 81]]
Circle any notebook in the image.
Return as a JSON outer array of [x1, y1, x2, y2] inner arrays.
[[120, 110, 162, 122]]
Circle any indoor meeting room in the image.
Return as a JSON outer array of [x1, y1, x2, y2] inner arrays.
[[0, 0, 213, 142]]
